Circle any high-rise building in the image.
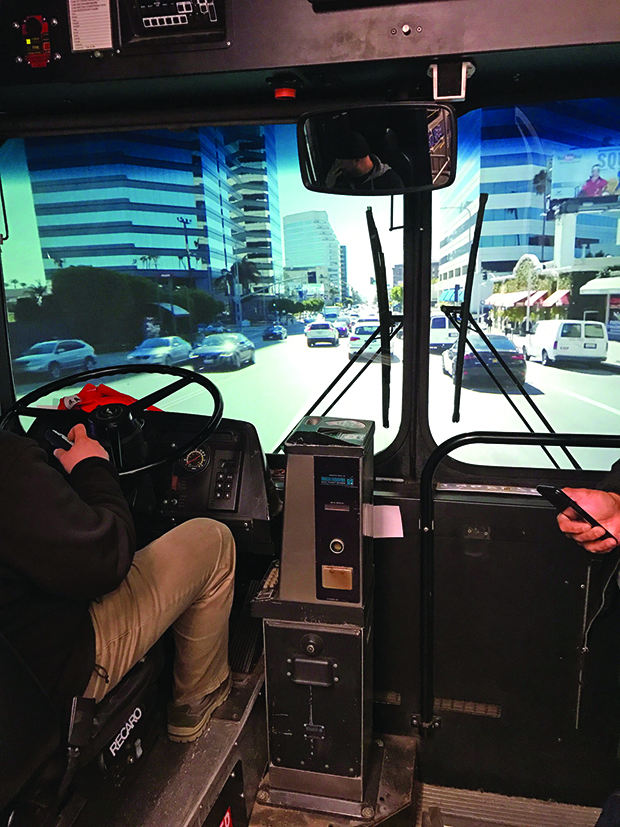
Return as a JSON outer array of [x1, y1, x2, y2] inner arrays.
[[222, 125, 282, 292], [435, 102, 620, 299], [340, 245, 348, 299], [283, 210, 342, 302], [23, 124, 282, 298]]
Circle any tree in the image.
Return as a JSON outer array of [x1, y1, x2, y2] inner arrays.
[[51, 265, 158, 348], [27, 284, 47, 306], [214, 256, 267, 294], [302, 297, 324, 314], [390, 284, 403, 305], [532, 169, 550, 195], [176, 289, 224, 327]]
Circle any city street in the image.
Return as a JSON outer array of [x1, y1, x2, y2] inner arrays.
[[14, 327, 620, 469], [428, 350, 620, 470], [15, 328, 404, 455]]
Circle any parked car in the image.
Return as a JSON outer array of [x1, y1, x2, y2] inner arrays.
[[262, 323, 288, 341], [348, 322, 387, 361], [13, 339, 96, 380], [442, 334, 527, 386], [429, 312, 459, 352], [333, 317, 350, 337], [190, 333, 255, 370], [196, 324, 230, 338], [127, 336, 192, 366], [305, 321, 339, 347], [522, 319, 608, 365]]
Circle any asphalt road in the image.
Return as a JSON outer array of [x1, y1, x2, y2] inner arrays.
[[429, 351, 620, 471], [15, 328, 619, 470], [15, 329, 404, 455]]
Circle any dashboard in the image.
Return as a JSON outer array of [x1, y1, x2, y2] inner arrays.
[[26, 412, 280, 557]]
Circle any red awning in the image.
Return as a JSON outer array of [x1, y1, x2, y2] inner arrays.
[[542, 289, 570, 307], [517, 290, 548, 306]]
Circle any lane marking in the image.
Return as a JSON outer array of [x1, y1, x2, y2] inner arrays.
[[538, 381, 620, 418]]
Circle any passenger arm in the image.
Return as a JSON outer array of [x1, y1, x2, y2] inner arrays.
[[556, 488, 620, 553]]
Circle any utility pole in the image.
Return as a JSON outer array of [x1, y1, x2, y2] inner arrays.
[[177, 217, 192, 271]]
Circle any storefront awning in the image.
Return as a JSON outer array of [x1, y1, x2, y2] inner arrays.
[[439, 288, 464, 303], [542, 289, 570, 307], [485, 290, 529, 308], [519, 290, 548, 306], [152, 302, 190, 316], [580, 276, 620, 295]]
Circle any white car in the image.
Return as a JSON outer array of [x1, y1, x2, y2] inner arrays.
[[348, 322, 388, 361], [13, 339, 96, 380], [127, 336, 192, 366], [305, 321, 339, 347]]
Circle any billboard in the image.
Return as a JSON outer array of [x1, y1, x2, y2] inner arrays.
[[553, 146, 620, 199]]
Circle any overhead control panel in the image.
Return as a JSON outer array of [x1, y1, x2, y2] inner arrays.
[[117, 0, 228, 49], [3, 0, 229, 78]]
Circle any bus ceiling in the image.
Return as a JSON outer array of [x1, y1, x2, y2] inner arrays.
[[0, 0, 619, 132]]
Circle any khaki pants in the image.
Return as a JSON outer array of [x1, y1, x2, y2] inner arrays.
[[84, 518, 235, 706]]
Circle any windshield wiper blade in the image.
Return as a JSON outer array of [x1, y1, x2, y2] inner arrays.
[[451, 193, 488, 423], [366, 207, 391, 428]]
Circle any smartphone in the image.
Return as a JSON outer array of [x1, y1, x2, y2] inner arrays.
[[536, 484, 616, 542], [45, 429, 74, 451]]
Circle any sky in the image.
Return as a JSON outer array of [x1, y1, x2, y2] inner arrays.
[[274, 125, 404, 300]]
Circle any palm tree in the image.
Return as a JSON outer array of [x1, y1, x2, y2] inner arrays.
[[28, 283, 47, 306], [214, 256, 265, 294]]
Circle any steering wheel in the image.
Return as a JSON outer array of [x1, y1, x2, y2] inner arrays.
[[0, 364, 224, 476]]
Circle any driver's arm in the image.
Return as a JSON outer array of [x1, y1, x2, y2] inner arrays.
[[0, 430, 136, 600]]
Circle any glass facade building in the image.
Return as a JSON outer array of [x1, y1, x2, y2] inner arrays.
[[436, 101, 620, 288], [23, 125, 281, 296], [283, 210, 342, 302]]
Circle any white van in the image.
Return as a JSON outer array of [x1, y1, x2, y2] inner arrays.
[[429, 312, 459, 352], [523, 319, 608, 365]]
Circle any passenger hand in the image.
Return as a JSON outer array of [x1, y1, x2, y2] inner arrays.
[[54, 423, 109, 474], [556, 488, 620, 553]]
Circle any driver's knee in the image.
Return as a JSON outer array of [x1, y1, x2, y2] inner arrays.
[[154, 518, 235, 581]]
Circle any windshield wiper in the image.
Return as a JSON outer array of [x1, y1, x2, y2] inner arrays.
[[366, 207, 392, 428], [448, 192, 580, 470]]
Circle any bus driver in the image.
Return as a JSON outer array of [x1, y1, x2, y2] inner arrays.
[[0, 423, 235, 744]]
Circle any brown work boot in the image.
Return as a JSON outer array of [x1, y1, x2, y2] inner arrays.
[[167, 673, 232, 743]]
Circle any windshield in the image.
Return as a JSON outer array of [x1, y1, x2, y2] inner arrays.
[[23, 342, 56, 354], [200, 335, 236, 346], [1, 125, 403, 454], [354, 325, 379, 336], [137, 338, 170, 349], [430, 97, 620, 471]]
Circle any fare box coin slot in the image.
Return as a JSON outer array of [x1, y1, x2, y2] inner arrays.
[[322, 565, 353, 591]]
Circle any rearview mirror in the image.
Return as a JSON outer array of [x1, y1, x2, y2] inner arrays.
[[297, 103, 456, 196]]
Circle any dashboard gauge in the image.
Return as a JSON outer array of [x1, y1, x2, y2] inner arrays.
[[180, 446, 210, 474]]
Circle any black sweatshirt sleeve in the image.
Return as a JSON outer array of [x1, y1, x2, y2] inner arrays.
[[0, 437, 136, 600]]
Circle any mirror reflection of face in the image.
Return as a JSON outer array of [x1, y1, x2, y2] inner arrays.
[[340, 156, 373, 177]]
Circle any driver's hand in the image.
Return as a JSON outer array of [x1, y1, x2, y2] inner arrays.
[[54, 423, 109, 474], [556, 488, 620, 553]]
